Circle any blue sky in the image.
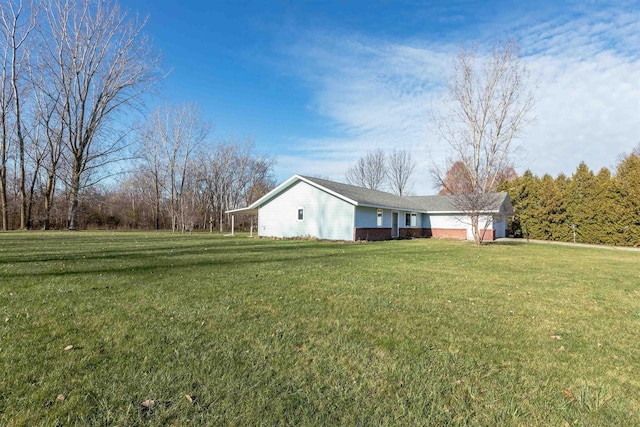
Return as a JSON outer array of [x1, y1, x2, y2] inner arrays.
[[122, 0, 640, 194]]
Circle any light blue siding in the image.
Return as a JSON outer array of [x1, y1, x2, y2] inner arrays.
[[493, 215, 507, 238], [259, 181, 355, 240], [356, 207, 424, 229], [355, 206, 384, 228]]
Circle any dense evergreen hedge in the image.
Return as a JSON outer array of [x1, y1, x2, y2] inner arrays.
[[498, 151, 640, 246]]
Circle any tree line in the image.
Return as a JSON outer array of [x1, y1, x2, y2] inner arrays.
[[498, 147, 640, 247], [0, 0, 275, 231]]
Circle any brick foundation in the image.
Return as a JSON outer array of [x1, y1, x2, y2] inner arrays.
[[479, 228, 495, 241], [354, 227, 495, 241], [354, 228, 392, 241], [429, 228, 467, 240], [399, 228, 429, 238]]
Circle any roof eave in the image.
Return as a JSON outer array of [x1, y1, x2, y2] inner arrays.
[[356, 202, 429, 213]]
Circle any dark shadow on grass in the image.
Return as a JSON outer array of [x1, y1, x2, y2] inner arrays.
[[0, 239, 347, 264], [489, 239, 529, 247], [0, 249, 343, 280]]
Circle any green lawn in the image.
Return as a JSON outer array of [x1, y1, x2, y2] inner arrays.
[[1, 232, 638, 426]]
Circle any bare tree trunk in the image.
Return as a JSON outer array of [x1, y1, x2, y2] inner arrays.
[[67, 160, 82, 230], [18, 133, 26, 228], [0, 117, 7, 230], [43, 171, 56, 230], [154, 173, 160, 230], [471, 215, 480, 246], [0, 162, 6, 230], [25, 159, 39, 229]]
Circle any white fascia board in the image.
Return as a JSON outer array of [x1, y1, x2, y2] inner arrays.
[[426, 209, 501, 215], [233, 174, 302, 212], [427, 209, 500, 214], [226, 207, 259, 215]]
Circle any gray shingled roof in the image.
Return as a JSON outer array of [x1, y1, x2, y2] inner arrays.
[[407, 193, 512, 213], [301, 176, 424, 211], [302, 175, 510, 213], [228, 174, 511, 215]]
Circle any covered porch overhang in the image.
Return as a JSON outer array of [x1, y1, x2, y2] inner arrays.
[[225, 207, 259, 237]]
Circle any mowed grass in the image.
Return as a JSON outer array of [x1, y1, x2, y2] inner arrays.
[[0, 232, 638, 426]]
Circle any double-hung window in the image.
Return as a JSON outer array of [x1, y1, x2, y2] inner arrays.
[[406, 212, 417, 227]]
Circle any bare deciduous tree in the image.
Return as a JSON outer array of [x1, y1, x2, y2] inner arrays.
[[345, 148, 387, 190], [0, 18, 12, 230], [42, 0, 162, 230], [1, 0, 36, 229], [433, 39, 534, 245], [137, 118, 166, 230], [150, 103, 209, 232], [387, 148, 414, 196], [196, 136, 275, 232], [30, 61, 66, 230], [438, 162, 516, 195]]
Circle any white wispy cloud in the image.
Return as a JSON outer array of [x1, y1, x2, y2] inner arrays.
[[275, 3, 640, 193]]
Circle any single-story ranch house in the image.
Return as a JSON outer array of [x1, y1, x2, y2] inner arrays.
[[228, 174, 513, 241]]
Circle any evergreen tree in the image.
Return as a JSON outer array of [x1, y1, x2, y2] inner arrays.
[[612, 153, 640, 246], [498, 170, 538, 238], [529, 174, 567, 240], [566, 162, 596, 243], [591, 167, 617, 245]]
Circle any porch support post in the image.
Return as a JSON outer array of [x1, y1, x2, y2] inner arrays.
[[231, 215, 235, 236], [250, 216, 253, 237]]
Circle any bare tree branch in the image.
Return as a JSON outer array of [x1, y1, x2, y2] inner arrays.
[[41, 0, 163, 230], [387, 148, 414, 196], [345, 148, 387, 190], [433, 39, 535, 244]]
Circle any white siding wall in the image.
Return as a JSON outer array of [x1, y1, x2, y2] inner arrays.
[[259, 181, 355, 240]]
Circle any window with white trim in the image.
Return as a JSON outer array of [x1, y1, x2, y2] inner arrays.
[[297, 207, 304, 221], [376, 209, 383, 227], [406, 212, 417, 227]]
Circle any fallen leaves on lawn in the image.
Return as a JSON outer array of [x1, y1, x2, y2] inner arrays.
[[185, 394, 196, 404], [56, 394, 65, 401], [64, 345, 74, 351], [562, 389, 573, 399], [141, 399, 155, 408]]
